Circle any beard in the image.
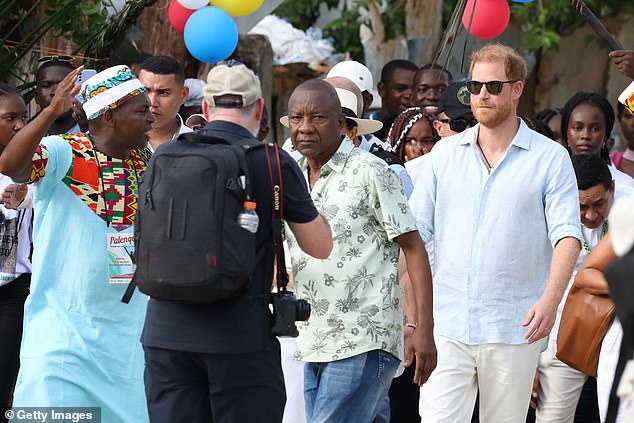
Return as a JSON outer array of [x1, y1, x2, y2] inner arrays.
[[472, 100, 513, 129]]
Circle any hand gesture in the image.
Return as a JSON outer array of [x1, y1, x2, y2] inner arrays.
[[48, 67, 83, 119], [609, 50, 634, 79], [1, 184, 28, 209]]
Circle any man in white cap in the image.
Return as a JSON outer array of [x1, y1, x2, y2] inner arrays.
[[140, 60, 332, 423], [0, 65, 154, 422], [327, 60, 375, 117], [180, 77, 206, 121]]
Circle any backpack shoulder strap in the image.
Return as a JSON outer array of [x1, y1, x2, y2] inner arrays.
[[369, 143, 404, 167]]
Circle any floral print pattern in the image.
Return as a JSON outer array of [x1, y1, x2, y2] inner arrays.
[[287, 139, 417, 362]]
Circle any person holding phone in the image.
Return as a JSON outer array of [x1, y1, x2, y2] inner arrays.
[[34, 56, 82, 135]]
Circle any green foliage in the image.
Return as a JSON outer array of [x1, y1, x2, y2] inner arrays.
[[275, 0, 340, 30], [45, 0, 111, 45], [323, 6, 365, 62], [0, 0, 156, 83], [276, 0, 634, 59], [509, 0, 634, 53], [276, 0, 408, 63]]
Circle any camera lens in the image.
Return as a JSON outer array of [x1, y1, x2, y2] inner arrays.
[[295, 299, 311, 321]]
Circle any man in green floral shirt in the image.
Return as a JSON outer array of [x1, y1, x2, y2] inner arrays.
[[285, 79, 436, 423]]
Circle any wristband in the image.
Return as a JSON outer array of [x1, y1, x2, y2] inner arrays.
[[405, 323, 417, 330]]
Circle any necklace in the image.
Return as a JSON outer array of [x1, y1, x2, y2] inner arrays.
[[581, 220, 609, 255], [476, 141, 494, 170], [89, 138, 140, 227]]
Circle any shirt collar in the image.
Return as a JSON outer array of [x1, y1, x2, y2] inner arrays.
[[458, 118, 531, 150], [298, 136, 354, 174]]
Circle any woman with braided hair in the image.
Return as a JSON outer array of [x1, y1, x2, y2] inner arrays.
[[561, 92, 634, 198], [386, 106, 440, 162]]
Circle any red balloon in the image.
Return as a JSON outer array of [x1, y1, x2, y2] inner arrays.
[[168, 0, 195, 34], [462, 0, 510, 39]]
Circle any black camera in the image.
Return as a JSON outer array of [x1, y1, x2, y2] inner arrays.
[[270, 291, 311, 337]]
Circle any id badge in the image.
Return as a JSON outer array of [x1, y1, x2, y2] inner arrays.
[[106, 225, 134, 284]]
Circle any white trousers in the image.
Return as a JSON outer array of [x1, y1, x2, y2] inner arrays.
[[535, 337, 587, 423], [419, 335, 545, 423], [279, 337, 307, 423]]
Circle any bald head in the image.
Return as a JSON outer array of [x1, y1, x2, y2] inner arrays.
[[290, 79, 342, 115], [325, 76, 363, 117]]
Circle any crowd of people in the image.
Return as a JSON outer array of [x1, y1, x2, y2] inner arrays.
[[0, 42, 633, 423]]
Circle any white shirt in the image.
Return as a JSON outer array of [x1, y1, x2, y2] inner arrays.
[[0, 174, 32, 287], [610, 194, 634, 256], [148, 114, 192, 153], [609, 163, 634, 200]]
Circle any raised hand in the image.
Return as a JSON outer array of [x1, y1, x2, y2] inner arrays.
[[48, 66, 83, 119]]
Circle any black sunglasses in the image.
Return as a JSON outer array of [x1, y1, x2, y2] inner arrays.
[[466, 80, 516, 95], [438, 117, 478, 132], [38, 55, 75, 64]]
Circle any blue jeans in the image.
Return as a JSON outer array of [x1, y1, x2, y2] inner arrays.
[[304, 349, 400, 423]]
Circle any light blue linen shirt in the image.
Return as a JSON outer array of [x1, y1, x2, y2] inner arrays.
[[409, 119, 582, 345]]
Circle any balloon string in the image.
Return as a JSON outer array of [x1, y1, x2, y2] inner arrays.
[[442, 0, 467, 74], [461, 0, 477, 74], [433, 0, 466, 78]]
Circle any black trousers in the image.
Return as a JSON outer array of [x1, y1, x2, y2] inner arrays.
[[388, 361, 420, 422], [0, 274, 30, 422], [144, 343, 286, 423]]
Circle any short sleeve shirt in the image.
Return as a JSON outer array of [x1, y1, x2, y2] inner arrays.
[[287, 138, 417, 362]]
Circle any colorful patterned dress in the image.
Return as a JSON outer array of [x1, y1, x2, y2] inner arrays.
[[12, 134, 149, 423]]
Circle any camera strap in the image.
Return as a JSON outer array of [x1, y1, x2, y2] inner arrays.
[[264, 143, 289, 295]]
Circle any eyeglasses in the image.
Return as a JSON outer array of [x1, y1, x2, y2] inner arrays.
[[38, 55, 75, 64], [437, 117, 478, 132], [466, 80, 517, 95]]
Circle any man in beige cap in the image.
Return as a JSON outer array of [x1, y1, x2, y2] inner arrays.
[[140, 60, 332, 423]]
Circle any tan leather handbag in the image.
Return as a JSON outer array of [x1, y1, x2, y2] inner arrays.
[[556, 284, 615, 377]]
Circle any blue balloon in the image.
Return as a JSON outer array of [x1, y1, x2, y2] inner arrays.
[[184, 6, 238, 63]]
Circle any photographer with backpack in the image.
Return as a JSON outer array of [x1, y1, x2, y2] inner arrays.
[[138, 61, 332, 423]]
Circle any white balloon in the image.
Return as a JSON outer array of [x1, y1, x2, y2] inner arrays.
[[177, 0, 209, 10]]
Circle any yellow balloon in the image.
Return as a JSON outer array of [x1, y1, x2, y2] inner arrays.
[[210, 0, 263, 16]]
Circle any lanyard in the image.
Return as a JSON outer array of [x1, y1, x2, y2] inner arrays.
[[89, 140, 140, 227], [581, 220, 609, 255]]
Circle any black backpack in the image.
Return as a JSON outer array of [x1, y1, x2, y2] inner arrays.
[[122, 132, 264, 304]]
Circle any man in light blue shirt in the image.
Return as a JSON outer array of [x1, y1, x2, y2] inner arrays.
[[409, 44, 582, 422]]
